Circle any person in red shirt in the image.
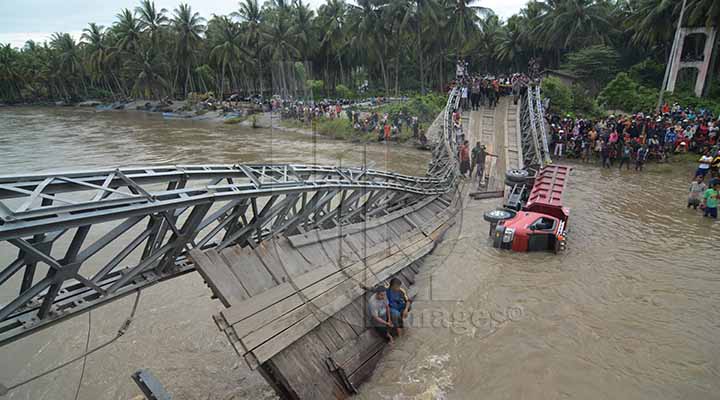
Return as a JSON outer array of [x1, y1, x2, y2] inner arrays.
[[383, 123, 391, 141]]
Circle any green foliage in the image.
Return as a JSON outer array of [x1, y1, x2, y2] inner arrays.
[[223, 115, 246, 124], [597, 72, 658, 112], [570, 84, 605, 119], [2, 0, 719, 104], [306, 80, 324, 97], [598, 72, 720, 115], [335, 84, 353, 99], [372, 94, 446, 124], [315, 118, 355, 140], [628, 60, 665, 88], [562, 45, 619, 93], [541, 77, 573, 115]]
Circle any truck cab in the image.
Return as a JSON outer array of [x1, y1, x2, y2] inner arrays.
[[485, 165, 570, 253]]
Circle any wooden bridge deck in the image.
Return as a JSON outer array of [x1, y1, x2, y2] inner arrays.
[[190, 189, 460, 399]]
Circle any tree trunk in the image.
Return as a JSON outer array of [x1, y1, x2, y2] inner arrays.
[[418, 22, 425, 94], [220, 62, 226, 98], [394, 52, 400, 97], [375, 47, 389, 96]]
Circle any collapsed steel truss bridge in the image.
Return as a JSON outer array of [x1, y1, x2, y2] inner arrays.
[[0, 91, 464, 347], [0, 84, 549, 350]]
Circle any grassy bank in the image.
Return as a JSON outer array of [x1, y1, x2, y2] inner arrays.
[[280, 118, 375, 141]]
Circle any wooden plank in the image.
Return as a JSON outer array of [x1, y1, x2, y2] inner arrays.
[[326, 306, 360, 342], [388, 218, 414, 236], [247, 239, 435, 366], [296, 242, 333, 268], [221, 238, 398, 327], [398, 268, 415, 285], [330, 329, 385, 374], [253, 242, 288, 284], [189, 248, 247, 307], [314, 320, 346, 354], [273, 238, 314, 275], [287, 195, 439, 247], [409, 263, 420, 274], [339, 298, 368, 336], [320, 237, 358, 265], [221, 246, 275, 296], [269, 337, 341, 399], [347, 345, 385, 390]]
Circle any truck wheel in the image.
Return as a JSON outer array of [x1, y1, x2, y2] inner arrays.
[[483, 209, 517, 224], [505, 169, 529, 183]]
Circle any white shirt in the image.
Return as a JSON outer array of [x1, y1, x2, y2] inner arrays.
[[699, 155, 712, 169]]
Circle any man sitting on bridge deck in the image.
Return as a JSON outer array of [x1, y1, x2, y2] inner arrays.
[[368, 285, 395, 343]]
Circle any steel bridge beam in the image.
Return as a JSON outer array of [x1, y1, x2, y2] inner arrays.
[[0, 90, 463, 346]]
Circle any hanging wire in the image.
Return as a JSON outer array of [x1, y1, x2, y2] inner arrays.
[[73, 310, 92, 400], [2, 290, 142, 396]]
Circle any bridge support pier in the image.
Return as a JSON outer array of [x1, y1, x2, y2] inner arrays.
[[665, 27, 718, 97]]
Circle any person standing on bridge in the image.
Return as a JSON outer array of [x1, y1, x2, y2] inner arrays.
[[459, 140, 471, 177], [471, 79, 481, 111], [471, 142, 496, 182]]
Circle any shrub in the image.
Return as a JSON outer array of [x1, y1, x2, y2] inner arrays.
[[563, 45, 620, 94], [628, 60, 665, 88], [335, 84, 353, 99], [541, 76, 573, 114], [223, 116, 245, 124]]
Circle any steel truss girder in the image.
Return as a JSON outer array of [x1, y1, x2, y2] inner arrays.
[[519, 85, 552, 168], [0, 90, 462, 346]]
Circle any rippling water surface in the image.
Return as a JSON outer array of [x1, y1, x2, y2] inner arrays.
[[358, 164, 720, 400], [0, 107, 428, 400], [1, 107, 718, 400]]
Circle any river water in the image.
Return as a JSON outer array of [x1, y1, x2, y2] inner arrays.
[[358, 161, 720, 400], [0, 107, 428, 400], [1, 107, 718, 400]]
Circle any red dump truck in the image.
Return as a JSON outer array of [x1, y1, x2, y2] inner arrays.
[[483, 165, 571, 253]]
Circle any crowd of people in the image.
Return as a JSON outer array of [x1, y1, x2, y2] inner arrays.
[[545, 104, 720, 218], [278, 96, 428, 144]]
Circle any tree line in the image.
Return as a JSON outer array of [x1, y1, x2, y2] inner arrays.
[[0, 0, 718, 103]]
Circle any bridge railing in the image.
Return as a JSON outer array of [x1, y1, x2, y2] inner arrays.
[[0, 89, 461, 346]]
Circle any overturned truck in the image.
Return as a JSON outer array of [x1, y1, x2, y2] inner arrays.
[[484, 165, 571, 253]]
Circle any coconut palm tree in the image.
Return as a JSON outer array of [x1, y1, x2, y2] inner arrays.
[[533, 0, 614, 65], [81, 23, 122, 97], [136, 0, 168, 45], [50, 32, 86, 99], [445, 0, 490, 57], [113, 9, 142, 53], [233, 0, 265, 93], [260, 12, 301, 96], [495, 16, 524, 71], [348, 0, 392, 95], [317, 0, 349, 88], [0, 44, 23, 102], [686, 0, 720, 27], [292, 0, 315, 57], [127, 47, 171, 99], [208, 15, 245, 96], [172, 3, 206, 96]]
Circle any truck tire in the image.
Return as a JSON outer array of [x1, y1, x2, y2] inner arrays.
[[483, 209, 517, 224], [505, 169, 529, 183]]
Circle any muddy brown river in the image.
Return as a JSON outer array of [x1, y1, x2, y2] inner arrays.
[[0, 106, 718, 400]]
